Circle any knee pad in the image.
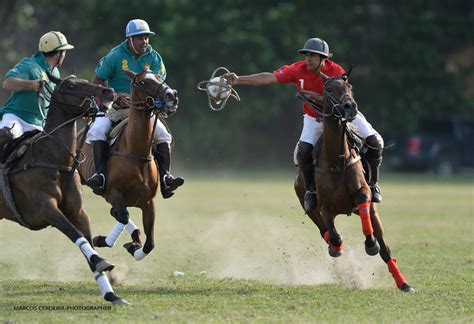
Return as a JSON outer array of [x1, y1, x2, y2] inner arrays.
[[296, 141, 314, 166], [365, 134, 384, 150], [365, 135, 383, 164]]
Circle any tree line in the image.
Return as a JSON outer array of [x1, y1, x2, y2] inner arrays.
[[1, 0, 472, 167]]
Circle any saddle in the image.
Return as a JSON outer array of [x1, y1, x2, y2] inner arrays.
[[0, 130, 42, 167], [293, 124, 372, 183]]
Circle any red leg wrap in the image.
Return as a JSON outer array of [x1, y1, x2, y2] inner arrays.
[[323, 231, 330, 243], [357, 201, 373, 236], [323, 231, 343, 252], [331, 244, 343, 252], [388, 258, 408, 289]]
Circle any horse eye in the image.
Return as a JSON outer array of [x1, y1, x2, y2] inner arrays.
[[68, 84, 75, 89], [139, 80, 146, 86]]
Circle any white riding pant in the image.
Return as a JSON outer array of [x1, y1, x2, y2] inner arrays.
[[299, 112, 382, 146], [0, 113, 43, 139], [86, 115, 172, 144]]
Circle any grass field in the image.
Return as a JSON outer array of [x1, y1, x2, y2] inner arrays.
[[1, 171, 473, 323]]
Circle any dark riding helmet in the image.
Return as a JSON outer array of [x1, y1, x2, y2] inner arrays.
[[298, 38, 333, 58]]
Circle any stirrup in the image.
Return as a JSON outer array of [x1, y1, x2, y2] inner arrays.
[[370, 183, 382, 203], [163, 174, 184, 192], [304, 191, 317, 213], [87, 173, 106, 191]]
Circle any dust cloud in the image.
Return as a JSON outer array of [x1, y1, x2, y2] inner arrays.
[[0, 209, 389, 290], [196, 211, 389, 290]]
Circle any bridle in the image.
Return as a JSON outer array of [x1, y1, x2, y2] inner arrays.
[[322, 76, 356, 121], [129, 73, 178, 116], [12, 77, 112, 174]]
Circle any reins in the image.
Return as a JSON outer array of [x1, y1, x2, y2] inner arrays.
[[8, 88, 103, 174]]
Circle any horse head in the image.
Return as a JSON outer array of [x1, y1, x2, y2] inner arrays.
[[47, 73, 115, 118], [320, 72, 358, 122], [123, 69, 179, 116]]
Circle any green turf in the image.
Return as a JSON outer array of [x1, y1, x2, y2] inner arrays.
[[1, 172, 473, 322]]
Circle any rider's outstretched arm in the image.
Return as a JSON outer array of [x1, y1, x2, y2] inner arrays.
[[226, 72, 277, 87]]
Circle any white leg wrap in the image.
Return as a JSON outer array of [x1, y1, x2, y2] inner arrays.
[[105, 222, 126, 247], [94, 271, 114, 297], [75, 237, 97, 261], [133, 247, 147, 261], [125, 220, 139, 234]]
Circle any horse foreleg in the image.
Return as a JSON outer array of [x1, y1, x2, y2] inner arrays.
[[123, 200, 156, 261], [320, 207, 343, 257], [94, 189, 130, 248], [124, 220, 140, 243], [355, 193, 379, 256], [39, 206, 128, 303], [370, 204, 415, 292], [295, 174, 327, 238]]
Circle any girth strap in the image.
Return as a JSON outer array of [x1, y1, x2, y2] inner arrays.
[[7, 161, 75, 174], [0, 164, 31, 229], [109, 151, 153, 162], [314, 155, 361, 174]]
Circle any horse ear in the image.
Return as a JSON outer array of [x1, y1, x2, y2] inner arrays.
[[344, 66, 353, 79], [46, 71, 62, 85], [123, 68, 136, 80], [319, 72, 329, 82]]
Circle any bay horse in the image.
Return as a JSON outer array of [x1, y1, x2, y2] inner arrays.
[[0, 75, 130, 304], [295, 74, 414, 292], [78, 69, 178, 261]]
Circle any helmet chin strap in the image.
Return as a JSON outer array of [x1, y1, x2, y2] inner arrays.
[[128, 37, 141, 56]]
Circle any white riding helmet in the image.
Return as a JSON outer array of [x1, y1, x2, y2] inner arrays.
[[125, 19, 155, 37], [38, 31, 74, 53]]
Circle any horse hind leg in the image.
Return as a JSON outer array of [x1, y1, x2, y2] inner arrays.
[[370, 204, 415, 292], [94, 271, 130, 305], [43, 208, 129, 303]]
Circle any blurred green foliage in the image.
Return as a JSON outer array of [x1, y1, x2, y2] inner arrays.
[[0, 1, 473, 167]]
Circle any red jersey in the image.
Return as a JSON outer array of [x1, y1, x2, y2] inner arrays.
[[273, 60, 345, 118]]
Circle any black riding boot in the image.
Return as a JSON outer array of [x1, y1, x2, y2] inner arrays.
[[153, 143, 184, 199], [86, 140, 108, 194], [365, 135, 383, 203], [296, 141, 317, 212]]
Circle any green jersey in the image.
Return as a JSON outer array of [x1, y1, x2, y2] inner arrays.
[[0, 52, 59, 127], [95, 40, 166, 94]]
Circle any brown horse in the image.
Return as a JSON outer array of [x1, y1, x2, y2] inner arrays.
[[0, 75, 130, 304], [78, 69, 179, 261], [295, 74, 414, 292]]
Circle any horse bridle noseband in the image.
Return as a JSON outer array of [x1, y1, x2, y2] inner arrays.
[[130, 76, 175, 114], [322, 76, 356, 120]]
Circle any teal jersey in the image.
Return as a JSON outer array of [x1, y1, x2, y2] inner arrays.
[[95, 40, 166, 94], [0, 52, 59, 126]]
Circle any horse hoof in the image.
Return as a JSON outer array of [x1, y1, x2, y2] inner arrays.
[[365, 240, 380, 256], [113, 298, 131, 305], [401, 284, 415, 293], [104, 292, 131, 305], [123, 242, 141, 256], [93, 235, 109, 248], [95, 260, 115, 272], [328, 245, 343, 257]]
